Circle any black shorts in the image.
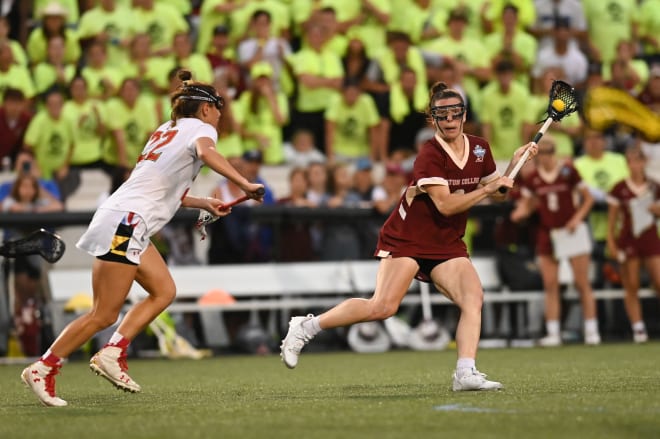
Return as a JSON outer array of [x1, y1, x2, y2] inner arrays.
[[414, 257, 450, 283], [97, 222, 138, 266]]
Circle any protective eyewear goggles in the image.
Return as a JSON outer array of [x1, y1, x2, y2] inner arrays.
[[430, 103, 465, 121]]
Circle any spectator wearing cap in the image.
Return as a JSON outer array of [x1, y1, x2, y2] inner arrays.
[[284, 128, 326, 168], [237, 9, 293, 94], [33, 0, 79, 24], [532, 16, 588, 90], [480, 59, 535, 161], [77, 0, 134, 66], [352, 157, 375, 203], [233, 61, 289, 165], [485, 3, 538, 89], [583, 0, 638, 66], [421, 8, 491, 116], [26, 2, 80, 66], [324, 77, 380, 164], [131, 0, 189, 57]]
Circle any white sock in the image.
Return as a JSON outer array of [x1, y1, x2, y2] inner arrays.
[[108, 331, 126, 345], [301, 316, 322, 336], [632, 321, 646, 333], [546, 320, 560, 336], [456, 358, 475, 377], [584, 318, 599, 335]]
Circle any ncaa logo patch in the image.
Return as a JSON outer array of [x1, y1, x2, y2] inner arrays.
[[473, 144, 486, 162]]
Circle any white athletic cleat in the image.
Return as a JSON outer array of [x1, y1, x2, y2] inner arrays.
[[21, 361, 68, 407], [584, 332, 601, 346], [538, 334, 562, 347], [633, 331, 648, 344], [280, 314, 314, 369], [90, 346, 141, 393], [452, 368, 503, 391]]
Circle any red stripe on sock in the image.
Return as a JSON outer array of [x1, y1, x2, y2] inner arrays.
[[41, 353, 62, 367], [106, 337, 130, 349]]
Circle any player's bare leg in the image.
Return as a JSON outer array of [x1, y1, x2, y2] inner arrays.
[[280, 257, 418, 368], [538, 255, 562, 346], [22, 258, 137, 406], [431, 257, 502, 391], [90, 245, 174, 392], [621, 257, 646, 342], [570, 254, 600, 345]]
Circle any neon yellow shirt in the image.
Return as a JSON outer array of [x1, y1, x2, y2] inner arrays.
[[0, 65, 36, 101], [639, 0, 660, 56], [325, 92, 379, 158], [32, 63, 76, 93], [131, 3, 188, 53], [574, 152, 629, 240], [583, 0, 638, 65], [77, 5, 136, 65], [24, 112, 73, 179], [103, 95, 158, 166], [288, 47, 344, 112], [63, 99, 106, 165], [234, 90, 289, 164], [81, 65, 125, 99], [479, 80, 534, 160], [26, 28, 80, 65]]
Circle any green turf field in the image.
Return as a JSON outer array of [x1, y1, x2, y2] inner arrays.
[[1, 343, 659, 439]]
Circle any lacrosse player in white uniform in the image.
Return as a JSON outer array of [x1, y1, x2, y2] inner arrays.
[[21, 69, 264, 407]]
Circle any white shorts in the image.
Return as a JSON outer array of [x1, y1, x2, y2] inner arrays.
[[76, 208, 150, 265]]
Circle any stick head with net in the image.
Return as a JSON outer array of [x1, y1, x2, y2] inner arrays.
[[547, 80, 578, 122], [0, 229, 66, 263]]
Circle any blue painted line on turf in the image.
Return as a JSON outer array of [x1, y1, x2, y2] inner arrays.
[[433, 404, 515, 413]]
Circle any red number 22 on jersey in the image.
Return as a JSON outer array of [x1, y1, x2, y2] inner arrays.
[[137, 129, 178, 163]]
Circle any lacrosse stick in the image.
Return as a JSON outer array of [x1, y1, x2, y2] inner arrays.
[[195, 187, 265, 240], [499, 80, 579, 193], [0, 229, 66, 263]]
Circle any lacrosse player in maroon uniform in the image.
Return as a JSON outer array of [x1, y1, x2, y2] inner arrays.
[[511, 136, 601, 347], [281, 82, 537, 391], [606, 146, 660, 343]]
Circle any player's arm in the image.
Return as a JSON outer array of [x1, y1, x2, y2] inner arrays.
[[502, 142, 537, 179], [195, 136, 263, 199], [425, 176, 513, 216], [605, 202, 621, 262]]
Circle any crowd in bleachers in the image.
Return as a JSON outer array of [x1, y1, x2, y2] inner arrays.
[[1, 0, 660, 355], [0, 1, 658, 203]]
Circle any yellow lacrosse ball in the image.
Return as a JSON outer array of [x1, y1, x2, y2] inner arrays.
[[551, 99, 566, 112]]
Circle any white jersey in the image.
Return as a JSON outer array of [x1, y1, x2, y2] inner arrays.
[[101, 118, 218, 236]]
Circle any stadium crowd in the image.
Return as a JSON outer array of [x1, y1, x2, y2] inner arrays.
[[0, 0, 659, 354]]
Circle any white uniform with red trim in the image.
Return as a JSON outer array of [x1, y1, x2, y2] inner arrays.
[[76, 118, 217, 263]]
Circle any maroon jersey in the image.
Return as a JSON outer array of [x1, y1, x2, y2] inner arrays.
[[376, 133, 498, 259], [608, 178, 660, 258], [521, 161, 583, 229]]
